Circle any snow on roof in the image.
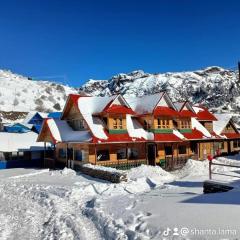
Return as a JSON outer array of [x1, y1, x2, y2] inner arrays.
[[192, 106, 203, 114], [126, 115, 154, 140], [213, 114, 233, 135], [125, 93, 164, 114], [23, 111, 48, 124], [47, 119, 92, 142], [174, 102, 185, 111], [191, 118, 212, 138], [0, 132, 45, 152], [193, 105, 217, 121], [173, 129, 185, 139], [78, 96, 115, 139]]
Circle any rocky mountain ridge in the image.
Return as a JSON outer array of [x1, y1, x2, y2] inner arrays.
[[80, 66, 240, 114]]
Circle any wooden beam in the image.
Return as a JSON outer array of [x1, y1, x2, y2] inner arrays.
[[94, 144, 97, 165]]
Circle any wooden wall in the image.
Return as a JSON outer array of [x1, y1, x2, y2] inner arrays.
[[198, 142, 213, 160], [222, 122, 237, 134], [219, 141, 228, 154], [37, 124, 54, 143], [153, 118, 173, 129], [200, 121, 213, 132], [230, 140, 240, 152]]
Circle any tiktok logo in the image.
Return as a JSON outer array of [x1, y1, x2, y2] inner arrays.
[[163, 227, 171, 236], [162, 227, 181, 236]]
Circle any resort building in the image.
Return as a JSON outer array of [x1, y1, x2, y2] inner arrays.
[[37, 93, 240, 170]]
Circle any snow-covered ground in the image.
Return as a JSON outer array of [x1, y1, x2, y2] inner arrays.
[[0, 157, 240, 240]]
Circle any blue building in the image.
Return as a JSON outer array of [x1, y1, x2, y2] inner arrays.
[[4, 123, 32, 133], [23, 111, 62, 133]]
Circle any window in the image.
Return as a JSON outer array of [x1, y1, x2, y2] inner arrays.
[[178, 145, 187, 155], [226, 124, 232, 130], [233, 140, 238, 148], [190, 142, 197, 154], [165, 146, 173, 155], [180, 120, 191, 129], [157, 119, 170, 129], [219, 142, 225, 149], [128, 148, 139, 160], [113, 118, 123, 129], [18, 151, 24, 160], [97, 150, 110, 161], [143, 119, 151, 130], [69, 119, 85, 131], [74, 150, 83, 161], [12, 151, 18, 160], [117, 149, 127, 160], [59, 148, 67, 158]]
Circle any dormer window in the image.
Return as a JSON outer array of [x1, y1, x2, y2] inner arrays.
[[157, 119, 170, 129], [226, 123, 232, 130], [180, 120, 191, 129], [113, 117, 123, 129], [68, 118, 85, 131], [144, 119, 151, 130]]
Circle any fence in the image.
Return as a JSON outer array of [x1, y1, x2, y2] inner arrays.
[[96, 159, 147, 170], [208, 159, 240, 180]]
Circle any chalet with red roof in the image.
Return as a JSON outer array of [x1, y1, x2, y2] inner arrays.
[[37, 93, 240, 170]]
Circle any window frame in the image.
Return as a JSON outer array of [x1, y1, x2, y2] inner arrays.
[[117, 148, 127, 160], [113, 117, 123, 130], [178, 145, 187, 155], [59, 148, 67, 158], [128, 148, 139, 160], [97, 150, 110, 161], [157, 118, 170, 129]]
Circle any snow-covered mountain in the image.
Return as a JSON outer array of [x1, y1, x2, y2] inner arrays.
[[1, 66, 240, 118], [80, 66, 240, 114], [0, 69, 77, 112]]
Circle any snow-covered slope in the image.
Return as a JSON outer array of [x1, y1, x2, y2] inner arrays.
[[1, 67, 240, 118], [0, 70, 77, 112], [80, 67, 240, 114]]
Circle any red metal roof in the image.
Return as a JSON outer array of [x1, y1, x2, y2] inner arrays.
[[178, 110, 197, 118], [182, 128, 205, 140], [210, 131, 222, 139], [68, 94, 81, 106], [153, 106, 179, 116], [223, 133, 240, 139], [92, 132, 144, 143], [154, 133, 182, 142], [196, 107, 217, 121], [103, 104, 136, 115]]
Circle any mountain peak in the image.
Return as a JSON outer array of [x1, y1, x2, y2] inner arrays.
[[80, 66, 239, 116]]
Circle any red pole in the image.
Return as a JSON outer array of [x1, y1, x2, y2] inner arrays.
[[207, 155, 213, 180]]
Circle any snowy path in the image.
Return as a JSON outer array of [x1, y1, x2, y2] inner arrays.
[[0, 170, 104, 240], [0, 157, 240, 239]]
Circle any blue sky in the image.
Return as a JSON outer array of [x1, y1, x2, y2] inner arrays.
[[0, 0, 239, 86]]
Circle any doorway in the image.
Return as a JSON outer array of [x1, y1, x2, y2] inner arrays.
[[147, 144, 156, 166]]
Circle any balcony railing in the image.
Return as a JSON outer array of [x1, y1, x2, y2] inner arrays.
[[96, 159, 147, 170]]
